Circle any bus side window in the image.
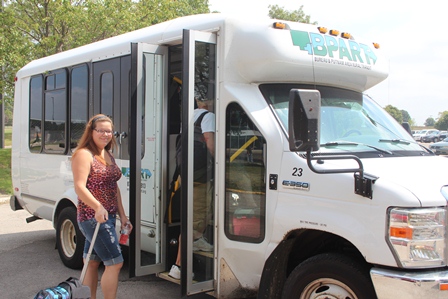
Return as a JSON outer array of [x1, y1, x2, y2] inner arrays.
[[44, 70, 67, 154], [225, 103, 266, 243], [29, 76, 43, 152], [70, 65, 89, 150], [100, 72, 113, 118]]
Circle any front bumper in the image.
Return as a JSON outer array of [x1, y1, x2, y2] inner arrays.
[[371, 267, 448, 298]]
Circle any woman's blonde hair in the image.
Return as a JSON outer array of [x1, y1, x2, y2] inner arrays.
[[72, 114, 117, 158]]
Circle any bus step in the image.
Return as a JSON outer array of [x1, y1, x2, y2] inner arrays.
[[157, 272, 181, 285], [157, 271, 199, 284], [193, 250, 213, 259]]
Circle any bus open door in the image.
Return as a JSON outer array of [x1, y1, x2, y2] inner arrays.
[[128, 29, 217, 297], [128, 42, 167, 278]]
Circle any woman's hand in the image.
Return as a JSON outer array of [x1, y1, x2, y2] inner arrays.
[[94, 205, 108, 223], [121, 216, 133, 234]]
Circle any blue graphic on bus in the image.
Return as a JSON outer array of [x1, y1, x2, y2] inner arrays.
[[290, 30, 377, 65]]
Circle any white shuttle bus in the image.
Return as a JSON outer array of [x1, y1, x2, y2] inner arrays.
[[11, 14, 448, 298]]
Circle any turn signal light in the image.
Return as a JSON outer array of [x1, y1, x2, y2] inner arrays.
[[390, 227, 413, 239]]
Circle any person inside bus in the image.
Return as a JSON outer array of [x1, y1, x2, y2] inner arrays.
[[71, 114, 132, 299], [169, 96, 215, 280]]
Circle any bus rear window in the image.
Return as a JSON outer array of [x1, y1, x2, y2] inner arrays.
[[29, 76, 43, 152]]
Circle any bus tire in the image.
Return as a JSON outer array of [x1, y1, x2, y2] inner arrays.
[[281, 253, 376, 299], [56, 206, 85, 269]]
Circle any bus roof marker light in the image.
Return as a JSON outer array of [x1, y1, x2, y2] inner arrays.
[[341, 32, 351, 39], [329, 29, 340, 36], [273, 22, 287, 30], [318, 27, 328, 34]]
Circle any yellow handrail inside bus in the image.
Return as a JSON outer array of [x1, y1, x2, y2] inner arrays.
[[230, 136, 258, 162]]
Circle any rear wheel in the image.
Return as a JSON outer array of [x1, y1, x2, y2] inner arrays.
[[282, 253, 376, 299], [56, 206, 85, 269]]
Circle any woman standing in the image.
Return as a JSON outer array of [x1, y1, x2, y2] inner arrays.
[[71, 114, 132, 299]]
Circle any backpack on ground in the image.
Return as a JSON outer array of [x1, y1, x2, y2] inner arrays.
[[33, 278, 90, 299], [33, 223, 100, 299]]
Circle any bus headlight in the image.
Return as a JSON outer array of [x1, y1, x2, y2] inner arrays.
[[387, 207, 446, 268]]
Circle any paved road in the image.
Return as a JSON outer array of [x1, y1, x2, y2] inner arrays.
[[0, 199, 213, 299], [1, 146, 444, 298]]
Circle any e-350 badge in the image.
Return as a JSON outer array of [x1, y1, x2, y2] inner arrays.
[[282, 180, 310, 191]]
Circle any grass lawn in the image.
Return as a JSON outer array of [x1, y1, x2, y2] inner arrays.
[[0, 148, 12, 195], [5, 126, 12, 147], [1, 126, 12, 194]]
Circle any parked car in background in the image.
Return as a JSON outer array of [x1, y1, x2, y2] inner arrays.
[[429, 137, 448, 155], [421, 130, 440, 143], [413, 129, 438, 142], [412, 130, 423, 141], [437, 131, 448, 140]]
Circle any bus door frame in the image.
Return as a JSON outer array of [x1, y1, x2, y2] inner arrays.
[[181, 29, 217, 297], [129, 42, 168, 277]]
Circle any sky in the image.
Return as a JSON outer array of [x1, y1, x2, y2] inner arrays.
[[208, 0, 447, 126]]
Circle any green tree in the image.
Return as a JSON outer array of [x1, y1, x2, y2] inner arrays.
[[400, 109, 414, 126], [0, 0, 209, 121], [435, 111, 448, 130], [0, 1, 32, 118], [268, 4, 316, 24], [401, 109, 411, 123], [384, 105, 403, 123], [424, 117, 435, 127]]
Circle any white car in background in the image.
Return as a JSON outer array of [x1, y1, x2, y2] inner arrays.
[[413, 129, 438, 142], [413, 130, 424, 141]]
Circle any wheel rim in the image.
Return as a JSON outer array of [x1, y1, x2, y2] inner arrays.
[[300, 278, 358, 299], [60, 218, 77, 258]]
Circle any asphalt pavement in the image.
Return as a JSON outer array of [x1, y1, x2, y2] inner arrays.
[[1, 146, 444, 298], [0, 197, 213, 299]]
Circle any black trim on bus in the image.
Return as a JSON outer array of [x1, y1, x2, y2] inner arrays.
[[180, 28, 191, 297], [128, 42, 139, 279]]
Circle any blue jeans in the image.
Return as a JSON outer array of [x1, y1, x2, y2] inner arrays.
[[78, 214, 124, 266]]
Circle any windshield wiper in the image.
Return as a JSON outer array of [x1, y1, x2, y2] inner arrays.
[[379, 139, 411, 145], [379, 139, 435, 155], [322, 141, 393, 155]]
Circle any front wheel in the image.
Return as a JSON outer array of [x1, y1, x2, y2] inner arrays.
[[282, 253, 376, 299], [56, 206, 85, 269]]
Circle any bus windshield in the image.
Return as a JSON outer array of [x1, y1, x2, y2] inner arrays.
[[260, 84, 424, 156]]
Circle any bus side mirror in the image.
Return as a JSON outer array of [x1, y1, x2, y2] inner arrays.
[[288, 89, 321, 152], [401, 122, 412, 136]]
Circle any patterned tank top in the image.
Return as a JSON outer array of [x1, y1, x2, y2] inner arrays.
[[77, 151, 122, 222]]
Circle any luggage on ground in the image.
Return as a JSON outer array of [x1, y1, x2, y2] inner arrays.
[[33, 222, 100, 299]]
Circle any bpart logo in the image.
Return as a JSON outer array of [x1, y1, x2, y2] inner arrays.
[[121, 168, 152, 180], [290, 30, 377, 67]]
